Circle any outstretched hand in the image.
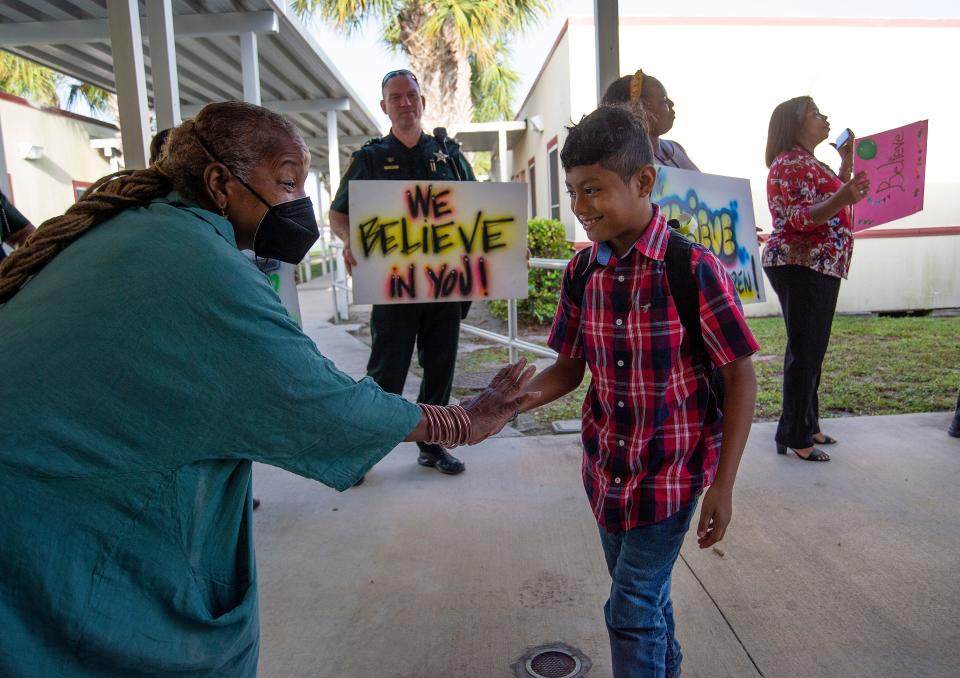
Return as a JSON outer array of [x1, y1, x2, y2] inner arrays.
[[462, 358, 540, 444]]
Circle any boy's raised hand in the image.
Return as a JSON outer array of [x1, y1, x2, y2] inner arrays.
[[696, 484, 733, 549]]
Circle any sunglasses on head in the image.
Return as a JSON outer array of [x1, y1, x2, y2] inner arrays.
[[381, 69, 419, 89]]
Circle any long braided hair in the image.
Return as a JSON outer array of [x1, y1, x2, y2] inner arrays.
[[0, 101, 301, 303]]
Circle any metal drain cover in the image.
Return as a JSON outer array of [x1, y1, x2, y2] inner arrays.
[[513, 643, 591, 678]]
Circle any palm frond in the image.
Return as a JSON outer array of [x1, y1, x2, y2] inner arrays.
[[292, 1, 552, 122], [66, 82, 112, 113], [0, 52, 59, 105], [292, 0, 397, 33], [470, 41, 519, 122], [422, 0, 551, 69]]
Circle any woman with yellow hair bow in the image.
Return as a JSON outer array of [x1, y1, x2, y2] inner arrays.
[[602, 69, 699, 171]]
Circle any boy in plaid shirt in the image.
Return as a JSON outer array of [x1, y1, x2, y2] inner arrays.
[[520, 106, 759, 677]]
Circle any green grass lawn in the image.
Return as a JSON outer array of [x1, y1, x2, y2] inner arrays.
[[454, 315, 960, 429]]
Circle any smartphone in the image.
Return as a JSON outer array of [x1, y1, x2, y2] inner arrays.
[[833, 128, 853, 150]]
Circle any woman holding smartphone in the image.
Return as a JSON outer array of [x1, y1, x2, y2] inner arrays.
[[762, 96, 869, 462]]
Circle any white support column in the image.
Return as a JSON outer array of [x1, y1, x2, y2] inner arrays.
[[326, 109, 348, 320], [498, 128, 509, 182], [326, 110, 341, 197], [107, 0, 150, 169], [594, 0, 620, 105], [237, 32, 295, 318], [239, 32, 261, 105], [314, 170, 328, 253], [146, 0, 180, 130]]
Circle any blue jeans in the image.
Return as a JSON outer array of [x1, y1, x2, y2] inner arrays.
[[598, 498, 699, 678]]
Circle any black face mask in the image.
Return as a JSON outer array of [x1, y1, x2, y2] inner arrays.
[[243, 185, 319, 264], [192, 128, 319, 264]]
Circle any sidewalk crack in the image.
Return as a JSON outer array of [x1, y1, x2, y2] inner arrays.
[[679, 553, 765, 677]]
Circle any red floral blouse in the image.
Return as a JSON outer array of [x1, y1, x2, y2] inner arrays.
[[761, 145, 853, 279]]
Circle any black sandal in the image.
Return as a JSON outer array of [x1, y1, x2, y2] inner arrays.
[[813, 433, 837, 445], [776, 443, 831, 462]]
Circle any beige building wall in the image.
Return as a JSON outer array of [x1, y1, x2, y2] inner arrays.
[[0, 94, 115, 225], [511, 16, 960, 313], [513, 28, 574, 231]]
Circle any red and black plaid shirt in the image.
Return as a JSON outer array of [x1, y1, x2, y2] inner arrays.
[[548, 207, 759, 532]]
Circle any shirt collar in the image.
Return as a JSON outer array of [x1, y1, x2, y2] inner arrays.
[[591, 204, 669, 266], [385, 130, 428, 150], [151, 191, 237, 246]]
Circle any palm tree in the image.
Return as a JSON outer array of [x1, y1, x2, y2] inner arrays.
[[0, 52, 59, 106], [293, 0, 550, 125], [0, 52, 113, 115]]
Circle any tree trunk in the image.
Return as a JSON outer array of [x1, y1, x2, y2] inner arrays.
[[397, 9, 473, 130]]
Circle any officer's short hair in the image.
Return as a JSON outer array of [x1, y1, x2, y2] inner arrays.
[[381, 69, 420, 94]]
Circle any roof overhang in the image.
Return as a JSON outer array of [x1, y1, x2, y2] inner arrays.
[[0, 0, 381, 169]]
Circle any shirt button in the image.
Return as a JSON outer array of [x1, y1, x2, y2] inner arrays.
[[617, 360, 624, 367], [617, 275, 625, 282], [618, 439, 625, 447], [614, 477, 622, 484], [615, 318, 623, 326], [618, 400, 625, 408]]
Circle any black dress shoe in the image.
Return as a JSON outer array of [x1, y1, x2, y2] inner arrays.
[[949, 414, 960, 438], [417, 445, 465, 475]]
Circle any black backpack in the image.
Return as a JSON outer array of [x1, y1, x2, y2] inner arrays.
[[568, 226, 725, 414]]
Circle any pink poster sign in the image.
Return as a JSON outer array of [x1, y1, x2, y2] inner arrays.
[[852, 120, 928, 231]]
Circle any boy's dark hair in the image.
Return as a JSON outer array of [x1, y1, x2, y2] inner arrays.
[[560, 105, 654, 183]]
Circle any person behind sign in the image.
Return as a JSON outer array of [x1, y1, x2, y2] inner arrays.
[[762, 97, 870, 462], [0, 101, 537, 677], [328, 69, 477, 477], [518, 105, 759, 678], [601, 69, 699, 171]]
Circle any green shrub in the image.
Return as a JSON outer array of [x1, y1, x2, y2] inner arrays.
[[487, 217, 574, 326]]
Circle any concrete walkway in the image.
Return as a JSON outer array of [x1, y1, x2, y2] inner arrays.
[[252, 279, 960, 678]]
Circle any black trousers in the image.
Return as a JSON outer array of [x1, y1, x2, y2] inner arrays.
[[367, 302, 461, 450], [764, 265, 842, 449]]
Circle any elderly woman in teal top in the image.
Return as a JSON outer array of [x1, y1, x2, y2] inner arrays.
[[0, 102, 535, 676]]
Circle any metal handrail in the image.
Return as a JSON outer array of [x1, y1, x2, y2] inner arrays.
[[327, 241, 351, 322], [312, 248, 574, 349], [459, 256, 572, 361]]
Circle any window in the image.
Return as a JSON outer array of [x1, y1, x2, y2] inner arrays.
[[528, 161, 537, 218], [548, 144, 560, 221], [72, 180, 93, 202]]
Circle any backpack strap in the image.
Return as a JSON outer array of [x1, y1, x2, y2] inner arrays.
[[568, 231, 707, 364], [568, 247, 600, 307], [664, 229, 709, 367]]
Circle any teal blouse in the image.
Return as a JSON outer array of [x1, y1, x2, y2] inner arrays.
[[0, 193, 421, 676]]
